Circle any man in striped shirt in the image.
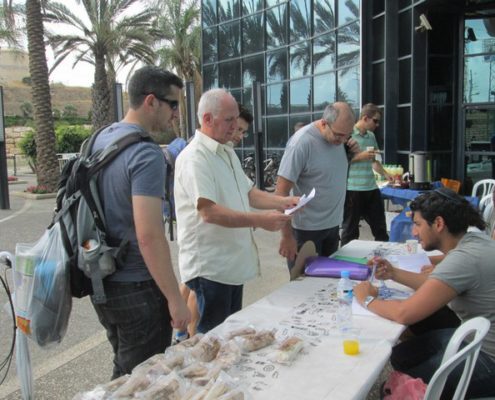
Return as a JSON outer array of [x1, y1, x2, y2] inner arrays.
[[341, 103, 393, 246]]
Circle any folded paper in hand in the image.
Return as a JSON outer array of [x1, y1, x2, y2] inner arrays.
[[285, 188, 316, 215]]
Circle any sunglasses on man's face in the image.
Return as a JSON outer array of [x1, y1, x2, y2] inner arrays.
[[143, 92, 179, 111]]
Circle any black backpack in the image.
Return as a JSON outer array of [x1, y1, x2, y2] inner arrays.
[[52, 126, 152, 304]]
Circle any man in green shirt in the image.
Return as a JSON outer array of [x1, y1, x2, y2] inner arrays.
[[341, 103, 392, 245]]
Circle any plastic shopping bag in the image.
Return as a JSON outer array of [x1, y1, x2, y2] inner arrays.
[[14, 222, 72, 347], [382, 370, 427, 400]]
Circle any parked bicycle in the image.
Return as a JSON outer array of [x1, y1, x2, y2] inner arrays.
[[242, 152, 280, 192]]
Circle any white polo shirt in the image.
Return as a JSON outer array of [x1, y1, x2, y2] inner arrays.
[[174, 130, 260, 285]]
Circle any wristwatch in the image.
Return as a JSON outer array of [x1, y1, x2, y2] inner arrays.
[[363, 295, 376, 309]]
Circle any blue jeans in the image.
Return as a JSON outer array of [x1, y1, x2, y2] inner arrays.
[[91, 280, 172, 379], [288, 226, 340, 269], [186, 277, 243, 333], [391, 328, 495, 399]]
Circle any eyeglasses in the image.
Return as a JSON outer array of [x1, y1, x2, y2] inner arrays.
[[143, 92, 179, 111], [372, 118, 381, 124], [329, 125, 351, 141]]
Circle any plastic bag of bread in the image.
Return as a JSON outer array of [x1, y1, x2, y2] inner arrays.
[[216, 388, 245, 400], [190, 334, 222, 362], [134, 371, 183, 400], [111, 370, 152, 398], [235, 329, 276, 352], [268, 336, 304, 365], [214, 340, 242, 369], [203, 371, 245, 400], [72, 375, 130, 399], [225, 326, 256, 341], [192, 364, 223, 386], [179, 362, 210, 379]]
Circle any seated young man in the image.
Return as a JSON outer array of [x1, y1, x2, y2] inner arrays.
[[354, 188, 495, 399]]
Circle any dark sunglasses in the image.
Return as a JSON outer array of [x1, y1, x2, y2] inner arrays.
[[372, 118, 380, 124], [143, 92, 179, 110]]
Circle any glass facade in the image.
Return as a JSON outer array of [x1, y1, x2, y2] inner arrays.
[[201, 0, 495, 186], [201, 0, 361, 156]]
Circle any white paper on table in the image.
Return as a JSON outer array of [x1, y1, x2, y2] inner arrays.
[[386, 252, 431, 273], [352, 297, 376, 316], [284, 187, 316, 215]]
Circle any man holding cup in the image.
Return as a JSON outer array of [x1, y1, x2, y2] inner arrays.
[[341, 103, 393, 246]]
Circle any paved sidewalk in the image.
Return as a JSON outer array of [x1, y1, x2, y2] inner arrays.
[[0, 175, 382, 400]]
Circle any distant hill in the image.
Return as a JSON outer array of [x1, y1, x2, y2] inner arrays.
[[0, 49, 129, 118]]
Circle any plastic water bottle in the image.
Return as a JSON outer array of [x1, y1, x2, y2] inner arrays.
[[336, 270, 353, 332], [173, 331, 188, 345]]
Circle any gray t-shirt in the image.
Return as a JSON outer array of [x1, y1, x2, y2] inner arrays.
[[93, 122, 166, 282], [277, 122, 348, 230], [430, 232, 495, 359]]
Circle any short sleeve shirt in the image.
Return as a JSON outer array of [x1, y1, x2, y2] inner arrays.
[[277, 122, 349, 230], [430, 232, 495, 359], [174, 130, 260, 285], [347, 128, 379, 191], [93, 122, 166, 282]]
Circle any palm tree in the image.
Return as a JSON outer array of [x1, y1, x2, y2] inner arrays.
[[25, 0, 59, 191], [44, 0, 160, 130], [0, 1, 24, 47], [152, 0, 201, 136]]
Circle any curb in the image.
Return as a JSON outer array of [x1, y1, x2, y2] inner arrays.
[[8, 180, 28, 185], [10, 191, 57, 200]]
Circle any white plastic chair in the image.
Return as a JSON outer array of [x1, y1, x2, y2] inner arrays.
[[423, 316, 491, 400], [471, 179, 495, 199], [479, 193, 492, 213]]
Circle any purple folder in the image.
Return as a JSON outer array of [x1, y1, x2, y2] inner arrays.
[[304, 256, 370, 280]]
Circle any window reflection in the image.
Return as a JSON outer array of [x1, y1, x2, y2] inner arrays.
[[465, 19, 495, 55], [398, 10, 411, 57], [397, 106, 411, 150], [266, 4, 288, 49], [266, 48, 287, 82], [372, 63, 384, 105], [429, 105, 452, 151], [218, 0, 240, 22], [203, 27, 217, 64], [203, 0, 217, 27], [266, 116, 289, 148], [242, 13, 264, 54], [266, 82, 288, 114], [289, 114, 312, 134], [314, 0, 335, 35], [372, 16, 384, 60], [219, 60, 241, 88], [337, 22, 360, 68], [337, 66, 359, 106], [242, 0, 264, 16], [399, 59, 411, 104], [464, 56, 495, 103], [290, 0, 311, 42], [313, 32, 335, 74], [465, 108, 495, 182], [314, 72, 335, 110], [290, 41, 311, 79], [290, 78, 311, 112], [203, 64, 219, 90], [219, 21, 241, 59], [243, 54, 265, 87], [338, 0, 359, 26]]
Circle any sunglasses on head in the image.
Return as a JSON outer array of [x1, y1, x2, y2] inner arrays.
[[143, 92, 179, 111]]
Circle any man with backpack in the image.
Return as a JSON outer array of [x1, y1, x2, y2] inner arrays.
[[89, 66, 190, 379]]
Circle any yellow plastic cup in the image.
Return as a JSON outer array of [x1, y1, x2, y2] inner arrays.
[[342, 329, 360, 355]]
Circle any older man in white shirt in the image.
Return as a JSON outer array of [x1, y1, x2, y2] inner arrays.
[[174, 88, 298, 333]]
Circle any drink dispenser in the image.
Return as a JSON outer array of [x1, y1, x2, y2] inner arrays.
[[408, 152, 432, 190]]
